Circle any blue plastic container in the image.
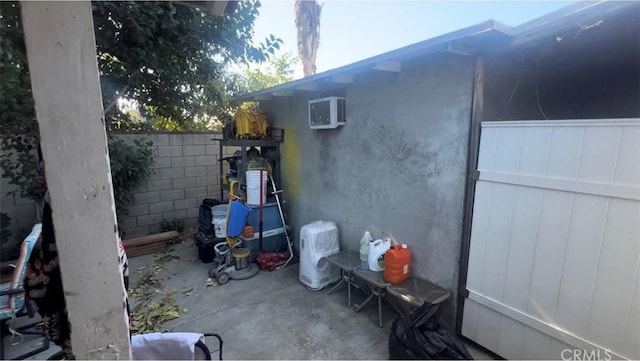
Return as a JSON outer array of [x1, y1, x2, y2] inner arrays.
[[226, 199, 251, 238], [247, 202, 283, 232]]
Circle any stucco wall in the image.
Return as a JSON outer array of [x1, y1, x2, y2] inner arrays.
[[260, 53, 476, 327]]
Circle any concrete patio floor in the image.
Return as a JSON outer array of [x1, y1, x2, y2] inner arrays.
[[125, 240, 493, 360], [9, 239, 493, 360]]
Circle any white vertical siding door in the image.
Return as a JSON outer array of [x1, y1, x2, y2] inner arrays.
[[462, 119, 640, 360]]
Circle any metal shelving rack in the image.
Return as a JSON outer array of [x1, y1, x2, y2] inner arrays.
[[218, 139, 281, 201]]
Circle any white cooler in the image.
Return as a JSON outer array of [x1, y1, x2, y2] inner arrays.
[[299, 221, 340, 290]]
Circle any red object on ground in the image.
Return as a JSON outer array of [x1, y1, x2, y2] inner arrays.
[[257, 251, 291, 271]]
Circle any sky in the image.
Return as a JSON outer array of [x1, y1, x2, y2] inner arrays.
[[251, 1, 576, 78]]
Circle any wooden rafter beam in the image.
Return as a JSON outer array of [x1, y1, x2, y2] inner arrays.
[[373, 60, 402, 72]]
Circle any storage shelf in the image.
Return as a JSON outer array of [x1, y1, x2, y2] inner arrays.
[[218, 138, 281, 201], [220, 139, 281, 147]]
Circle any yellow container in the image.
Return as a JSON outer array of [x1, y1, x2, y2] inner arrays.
[[234, 108, 268, 139]]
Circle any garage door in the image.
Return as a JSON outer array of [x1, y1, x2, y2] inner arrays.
[[461, 119, 639, 360]]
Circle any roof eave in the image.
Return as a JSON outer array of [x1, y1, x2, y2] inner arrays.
[[240, 20, 512, 101]]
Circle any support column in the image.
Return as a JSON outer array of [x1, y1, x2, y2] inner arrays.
[[20, 2, 131, 359]]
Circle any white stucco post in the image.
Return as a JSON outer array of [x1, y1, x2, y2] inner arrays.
[[20, 2, 131, 359]]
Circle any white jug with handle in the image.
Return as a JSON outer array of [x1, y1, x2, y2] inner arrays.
[[368, 237, 391, 271]]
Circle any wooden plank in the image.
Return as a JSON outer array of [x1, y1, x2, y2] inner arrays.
[[125, 241, 168, 251], [122, 231, 179, 247], [125, 243, 166, 253], [272, 90, 294, 97], [331, 74, 354, 84], [296, 83, 319, 91], [373, 60, 401, 72], [457, 55, 486, 334], [126, 241, 167, 249], [20, 2, 131, 358], [126, 246, 167, 258]]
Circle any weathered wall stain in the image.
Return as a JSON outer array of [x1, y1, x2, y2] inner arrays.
[[282, 127, 302, 201]]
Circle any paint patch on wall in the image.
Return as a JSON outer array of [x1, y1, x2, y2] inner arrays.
[[282, 128, 302, 200]]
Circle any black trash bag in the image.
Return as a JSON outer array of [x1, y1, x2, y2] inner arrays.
[[389, 303, 473, 360]]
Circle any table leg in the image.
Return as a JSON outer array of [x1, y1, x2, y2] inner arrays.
[[327, 270, 345, 295], [377, 287, 383, 328], [353, 291, 374, 312], [347, 272, 352, 308]]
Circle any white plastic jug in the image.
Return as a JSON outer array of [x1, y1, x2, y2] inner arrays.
[[368, 237, 391, 272], [359, 231, 373, 263]]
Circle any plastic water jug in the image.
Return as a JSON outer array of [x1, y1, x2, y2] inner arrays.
[[359, 231, 373, 264], [368, 238, 391, 272], [383, 244, 412, 284]]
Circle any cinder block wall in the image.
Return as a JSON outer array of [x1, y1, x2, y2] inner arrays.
[[116, 133, 235, 238], [0, 133, 237, 243]]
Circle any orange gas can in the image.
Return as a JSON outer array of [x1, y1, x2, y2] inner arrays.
[[383, 244, 412, 284]]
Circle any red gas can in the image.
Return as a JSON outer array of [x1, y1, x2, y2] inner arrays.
[[383, 244, 412, 284]]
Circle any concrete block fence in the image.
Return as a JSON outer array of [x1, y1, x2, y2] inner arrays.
[[0, 132, 238, 244], [116, 133, 239, 238]]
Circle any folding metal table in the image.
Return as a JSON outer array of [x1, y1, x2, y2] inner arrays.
[[386, 277, 450, 308], [324, 250, 362, 307], [351, 268, 390, 328]]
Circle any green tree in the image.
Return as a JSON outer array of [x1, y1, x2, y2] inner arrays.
[[0, 1, 280, 203], [240, 52, 299, 92], [294, 0, 322, 76], [93, 1, 281, 130]]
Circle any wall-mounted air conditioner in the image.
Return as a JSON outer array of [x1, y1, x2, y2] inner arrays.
[[309, 96, 346, 129]]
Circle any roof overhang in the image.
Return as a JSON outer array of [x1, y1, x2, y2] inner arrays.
[[240, 0, 639, 102], [241, 20, 512, 101]]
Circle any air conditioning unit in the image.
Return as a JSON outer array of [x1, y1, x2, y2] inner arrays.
[[309, 97, 346, 129]]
